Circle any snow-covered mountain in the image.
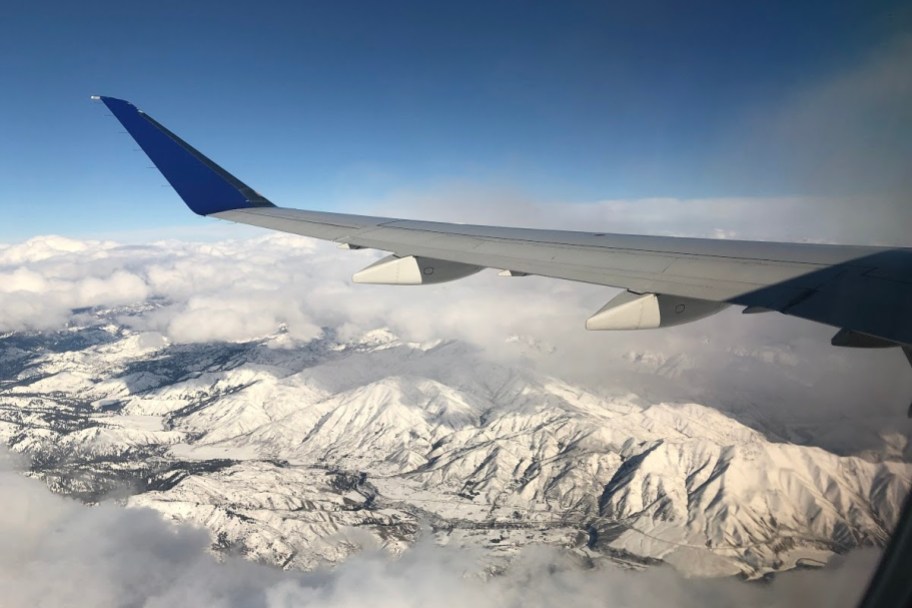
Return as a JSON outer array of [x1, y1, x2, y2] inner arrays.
[[0, 307, 908, 579]]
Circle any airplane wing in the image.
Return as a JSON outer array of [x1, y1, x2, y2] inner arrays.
[[95, 96, 912, 351]]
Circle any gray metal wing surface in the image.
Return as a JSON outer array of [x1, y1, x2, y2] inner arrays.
[[96, 95, 912, 350], [213, 206, 912, 347]]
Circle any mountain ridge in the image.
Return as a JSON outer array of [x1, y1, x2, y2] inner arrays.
[[0, 311, 908, 579]]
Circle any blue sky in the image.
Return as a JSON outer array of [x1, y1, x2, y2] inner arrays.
[[1, 0, 909, 240]]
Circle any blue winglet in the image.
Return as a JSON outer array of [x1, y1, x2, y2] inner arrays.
[[97, 96, 273, 215]]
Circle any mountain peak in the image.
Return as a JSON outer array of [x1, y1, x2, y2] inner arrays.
[[1, 316, 908, 580]]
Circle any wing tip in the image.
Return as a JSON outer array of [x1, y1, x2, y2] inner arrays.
[[98, 96, 271, 215]]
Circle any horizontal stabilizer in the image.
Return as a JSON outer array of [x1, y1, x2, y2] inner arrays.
[[95, 96, 274, 216]]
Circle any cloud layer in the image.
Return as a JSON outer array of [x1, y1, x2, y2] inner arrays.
[[1, 212, 910, 456]]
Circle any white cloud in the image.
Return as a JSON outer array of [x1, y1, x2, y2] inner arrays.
[[0, 449, 884, 608], [166, 292, 322, 343], [0, 259, 149, 332], [1, 210, 910, 453], [0, 235, 112, 265]]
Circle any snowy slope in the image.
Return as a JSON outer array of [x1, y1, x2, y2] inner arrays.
[[0, 311, 908, 579]]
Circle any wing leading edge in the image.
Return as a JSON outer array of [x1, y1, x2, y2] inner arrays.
[[94, 96, 912, 351]]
